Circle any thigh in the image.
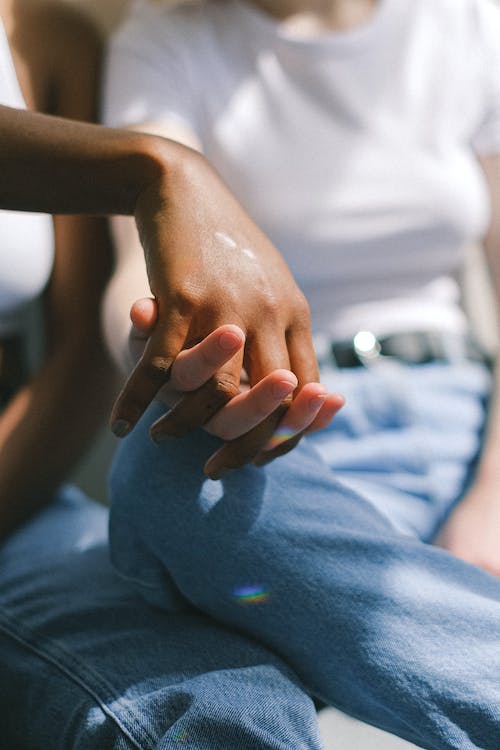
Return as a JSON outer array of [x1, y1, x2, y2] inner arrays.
[[0, 487, 323, 750], [109, 388, 500, 750], [313, 360, 491, 540]]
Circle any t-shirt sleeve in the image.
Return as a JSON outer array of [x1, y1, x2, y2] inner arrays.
[[102, 0, 202, 136], [471, 0, 500, 155]]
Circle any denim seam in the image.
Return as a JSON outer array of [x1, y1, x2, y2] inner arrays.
[[113, 568, 164, 590], [0, 608, 156, 750]]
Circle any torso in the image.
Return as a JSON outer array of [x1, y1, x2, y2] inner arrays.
[[108, 0, 498, 338]]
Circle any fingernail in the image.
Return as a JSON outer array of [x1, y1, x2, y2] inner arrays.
[[272, 381, 296, 399], [111, 419, 131, 438], [218, 331, 242, 351], [150, 431, 172, 444], [309, 393, 327, 411], [206, 465, 228, 480]]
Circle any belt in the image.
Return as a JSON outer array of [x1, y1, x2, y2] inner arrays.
[[317, 330, 491, 369]]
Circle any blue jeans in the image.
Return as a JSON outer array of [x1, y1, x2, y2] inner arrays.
[[0, 486, 324, 748], [109, 360, 500, 750]]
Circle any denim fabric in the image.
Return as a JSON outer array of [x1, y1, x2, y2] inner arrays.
[[0, 486, 324, 749], [109, 361, 500, 750]]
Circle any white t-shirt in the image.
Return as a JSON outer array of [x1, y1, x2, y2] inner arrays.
[[0, 21, 54, 336], [104, 0, 500, 339]]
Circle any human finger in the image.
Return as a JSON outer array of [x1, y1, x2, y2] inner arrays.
[[130, 297, 158, 334], [149, 346, 244, 441], [218, 326, 319, 466], [152, 318, 290, 443], [285, 324, 320, 389], [110, 309, 188, 437], [203, 402, 290, 480], [169, 325, 245, 392], [129, 298, 245, 401], [204, 369, 298, 440], [243, 330, 291, 386], [253, 391, 345, 467], [262, 383, 329, 449], [198, 331, 293, 468], [128, 298, 158, 364], [305, 392, 345, 434]]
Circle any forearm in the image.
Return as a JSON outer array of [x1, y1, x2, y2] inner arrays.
[[0, 209, 117, 538], [0, 104, 192, 217], [467, 359, 500, 491], [0, 344, 116, 538], [477, 157, 500, 492]]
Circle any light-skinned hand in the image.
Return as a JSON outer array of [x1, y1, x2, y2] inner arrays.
[[129, 297, 344, 478]]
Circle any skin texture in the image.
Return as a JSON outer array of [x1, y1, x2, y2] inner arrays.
[[128, 298, 344, 477], [0, 106, 331, 471], [434, 154, 500, 577], [111, 153, 343, 473], [102, 5, 377, 472], [105, 0, 500, 577], [0, 68, 342, 479], [0, 0, 116, 537]]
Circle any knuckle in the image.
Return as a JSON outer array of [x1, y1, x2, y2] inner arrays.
[[143, 356, 173, 384], [213, 376, 240, 402], [169, 284, 208, 318], [290, 293, 311, 328], [259, 294, 281, 319]]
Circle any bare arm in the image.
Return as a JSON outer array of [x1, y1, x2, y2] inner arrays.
[[0, 2, 115, 536], [103, 114, 340, 473], [0, 104, 199, 217], [0, 214, 114, 537], [434, 154, 500, 575]]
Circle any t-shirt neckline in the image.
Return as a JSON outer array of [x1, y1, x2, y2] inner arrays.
[[231, 0, 395, 54]]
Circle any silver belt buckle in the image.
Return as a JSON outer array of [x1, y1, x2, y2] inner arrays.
[[353, 330, 383, 366]]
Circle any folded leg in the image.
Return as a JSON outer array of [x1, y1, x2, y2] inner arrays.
[[0, 487, 324, 750], [109, 363, 499, 750]]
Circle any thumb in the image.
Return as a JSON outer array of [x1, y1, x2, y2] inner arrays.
[[130, 297, 158, 335]]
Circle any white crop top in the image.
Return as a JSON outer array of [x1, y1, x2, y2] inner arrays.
[[0, 20, 54, 336], [105, 0, 500, 339]]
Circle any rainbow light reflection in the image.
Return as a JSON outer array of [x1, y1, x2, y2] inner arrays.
[[266, 426, 297, 450], [232, 584, 270, 605], [173, 729, 189, 743]]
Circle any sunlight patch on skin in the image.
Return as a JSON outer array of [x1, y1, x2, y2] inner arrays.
[[214, 231, 257, 260], [214, 231, 238, 249], [241, 247, 256, 260]]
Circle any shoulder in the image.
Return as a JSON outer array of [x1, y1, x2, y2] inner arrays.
[[15, 1, 101, 69], [112, 0, 221, 56], [15, 1, 101, 117]]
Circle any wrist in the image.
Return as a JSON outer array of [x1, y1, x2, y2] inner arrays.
[[131, 136, 214, 294], [131, 134, 205, 213]]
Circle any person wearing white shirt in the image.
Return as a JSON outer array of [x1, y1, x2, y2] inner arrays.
[[104, 1, 500, 747]]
